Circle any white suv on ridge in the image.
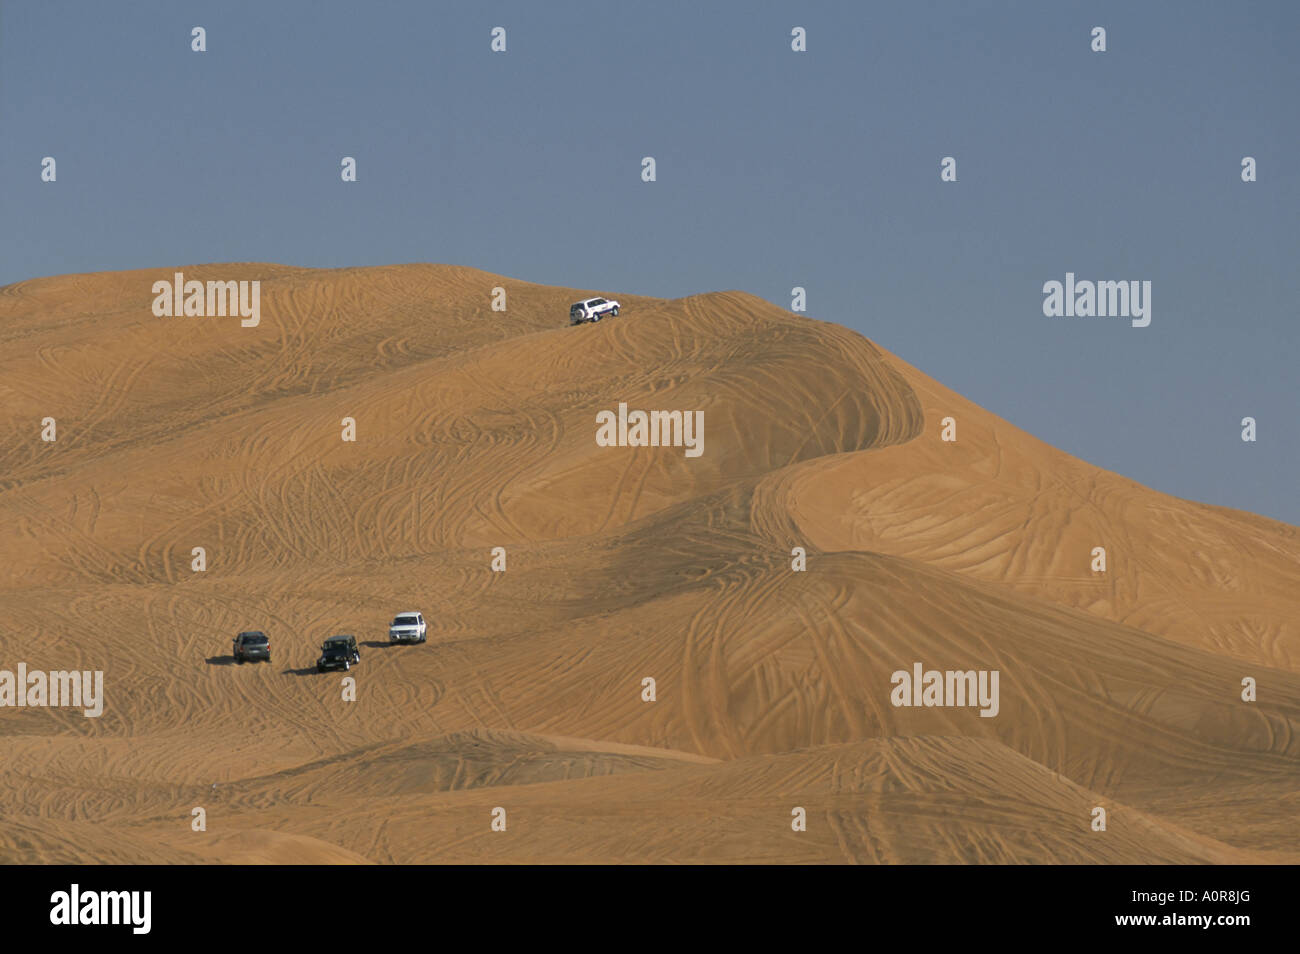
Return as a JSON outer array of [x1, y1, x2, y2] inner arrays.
[[569, 297, 620, 325]]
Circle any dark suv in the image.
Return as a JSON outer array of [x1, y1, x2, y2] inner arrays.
[[233, 631, 270, 664], [317, 635, 361, 672]]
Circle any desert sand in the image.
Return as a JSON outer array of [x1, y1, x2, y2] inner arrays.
[[1, 263, 1296, 863]]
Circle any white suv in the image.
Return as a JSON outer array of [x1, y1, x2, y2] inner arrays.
[[569, 297, 620, 325], [388, 612, 427, 644]]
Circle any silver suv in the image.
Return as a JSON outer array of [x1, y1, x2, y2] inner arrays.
[[233, 631, 270, 664], [569, 297, 620, 325], [389, 612, 427, 644]]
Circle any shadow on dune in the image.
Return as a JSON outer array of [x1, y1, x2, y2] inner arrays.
[[361, 640, 405, 649], [282, 666, 325, 677], [205, 655, 238, 666]]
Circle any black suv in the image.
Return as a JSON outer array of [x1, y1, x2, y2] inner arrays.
[[317, 635, 361, 672], [233, 631, 270, 664]]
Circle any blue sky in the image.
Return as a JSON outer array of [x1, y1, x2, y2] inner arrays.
[[3, 0, 1297, 523]]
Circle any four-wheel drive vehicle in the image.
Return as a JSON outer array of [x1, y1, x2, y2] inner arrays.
[[317, 635, 361, 672], [233, 631, 271, 664], [389, 612, 427, 644], [569, 297, 620, 325]]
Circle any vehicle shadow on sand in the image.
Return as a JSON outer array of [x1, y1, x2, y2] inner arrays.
[[282, 666, 325, 677], [361, 640, 405, 649], [205, 655, 239, 666]]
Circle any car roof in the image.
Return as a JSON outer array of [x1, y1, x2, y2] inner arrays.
[[324, 634, 354, 642], [395, 611, 421, 616], [238, 630, 266, 637]]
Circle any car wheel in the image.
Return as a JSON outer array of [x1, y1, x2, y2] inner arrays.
[[235, 655, 243, 664], [611, 307, 619, 316]]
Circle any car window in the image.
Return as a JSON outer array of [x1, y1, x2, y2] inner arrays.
[[394, 616, 418, 626], [590, 298, 605, 305]]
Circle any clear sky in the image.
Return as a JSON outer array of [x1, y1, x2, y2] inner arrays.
[[3, 0, 1296, 524]]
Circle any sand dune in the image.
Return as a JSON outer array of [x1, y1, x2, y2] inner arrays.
[[1, 263, 1296, 863]]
